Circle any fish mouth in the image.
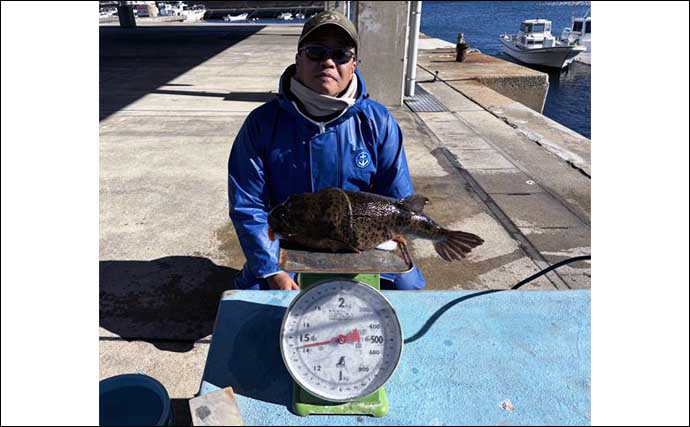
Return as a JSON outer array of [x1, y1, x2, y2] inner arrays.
[[267, 224, 289, 241], [268, 204, 293, 240]]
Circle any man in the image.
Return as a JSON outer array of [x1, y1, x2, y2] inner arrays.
[[228, 11, 426, 290]]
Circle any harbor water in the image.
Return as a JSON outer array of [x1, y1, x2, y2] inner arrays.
[[421, 1, 591, 138]]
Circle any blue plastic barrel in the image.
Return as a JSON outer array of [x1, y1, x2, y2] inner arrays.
[[99, 374, 174, 426]]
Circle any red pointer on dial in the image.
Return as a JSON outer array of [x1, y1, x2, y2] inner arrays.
[[299, 329, 361, 348]]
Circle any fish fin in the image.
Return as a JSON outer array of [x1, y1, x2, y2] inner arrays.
[[400, 194, 429, 213], [392, 235, 408, 247], [433, 230, 484, 262]]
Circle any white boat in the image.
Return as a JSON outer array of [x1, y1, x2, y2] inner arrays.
[[158, 1, 187, 17], [500, 19, 586, 69], [181, 4, 206, 22], [223, 13, 248, 22], [560, 10, 591, 64], [99, 8, 117, 18], [277, 12, 294, 20]]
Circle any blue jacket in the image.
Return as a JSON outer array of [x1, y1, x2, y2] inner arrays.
[[228, 65, 421, 288]]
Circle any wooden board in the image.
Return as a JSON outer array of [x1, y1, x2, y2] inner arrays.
[[189, 387, 244, 426]]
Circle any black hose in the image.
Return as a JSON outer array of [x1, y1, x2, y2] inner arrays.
[[404, 255, 591, 344], [511, 255, 591, 290]]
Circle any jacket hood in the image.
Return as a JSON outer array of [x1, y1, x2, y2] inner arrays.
[[277, 64, 369, 124]]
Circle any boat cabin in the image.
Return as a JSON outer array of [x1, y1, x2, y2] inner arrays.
[[560, 13, 591, 50], [520, 19, 552, 34], [517, 19, 557, 48], [570, 16, 592, 36]]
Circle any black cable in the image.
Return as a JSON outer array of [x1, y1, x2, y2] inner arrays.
[[404, 255, 591, 344], [511, 255, 591, 290]]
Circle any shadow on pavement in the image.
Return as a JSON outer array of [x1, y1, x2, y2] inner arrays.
[[100, 25, 265, 121], [100, 256, 239, 352], [152, 88, 277, 103], [171, 398, 192, 426]]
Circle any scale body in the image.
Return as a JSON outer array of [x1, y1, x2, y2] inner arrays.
[[278, 245, 412, 417]]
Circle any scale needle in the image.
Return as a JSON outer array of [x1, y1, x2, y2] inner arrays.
[[298, 328, 360, 348]]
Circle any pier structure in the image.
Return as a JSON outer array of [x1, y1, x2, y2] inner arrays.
[[100, 11, 590, 422]]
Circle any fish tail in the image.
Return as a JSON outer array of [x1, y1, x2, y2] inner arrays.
[[433, 229, 484, 262]]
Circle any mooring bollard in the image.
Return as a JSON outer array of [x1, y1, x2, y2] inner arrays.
[[456, 32, 468, 62]]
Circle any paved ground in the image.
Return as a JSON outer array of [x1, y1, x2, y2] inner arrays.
[[99, 23, 590, 423]]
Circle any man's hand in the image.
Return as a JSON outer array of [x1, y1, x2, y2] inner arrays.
[[267, 272, 300, 290]]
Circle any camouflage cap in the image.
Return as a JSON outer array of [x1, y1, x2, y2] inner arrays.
[[298, 10, 359, 52]]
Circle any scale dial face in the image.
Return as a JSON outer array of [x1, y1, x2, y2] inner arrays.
[[280, 279, 403, 402]]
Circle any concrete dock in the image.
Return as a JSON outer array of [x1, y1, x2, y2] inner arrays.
[[100, 23, 590, 424], [418, 35, 549, 113]]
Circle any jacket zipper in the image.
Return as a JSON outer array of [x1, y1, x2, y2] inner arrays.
[[337, 135, 342, 187], [290, 102, 350, 188], [290, 101, 349, 134]]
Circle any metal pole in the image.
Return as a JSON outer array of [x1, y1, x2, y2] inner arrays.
[[404, 1, 422, 97]]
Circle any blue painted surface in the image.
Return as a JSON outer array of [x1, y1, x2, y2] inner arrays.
[[200, 290, 590, 425]]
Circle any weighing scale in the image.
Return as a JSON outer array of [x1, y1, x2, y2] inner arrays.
[[278, 243, 413, 417]]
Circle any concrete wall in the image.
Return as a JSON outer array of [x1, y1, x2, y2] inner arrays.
[[478, 75, 549, 113], [352, 1, 410, 106]]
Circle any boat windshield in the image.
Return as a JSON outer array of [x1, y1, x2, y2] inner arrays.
[[585, 21, 591, 34], [532, 23, 545, 33], [520, 23, 531, 33], [573, 21, 583, 32]]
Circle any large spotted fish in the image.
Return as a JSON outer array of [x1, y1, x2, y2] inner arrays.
[[268, 188, 484, 261]]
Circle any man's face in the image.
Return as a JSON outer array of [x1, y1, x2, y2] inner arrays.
[[295, 26, 357, 96]]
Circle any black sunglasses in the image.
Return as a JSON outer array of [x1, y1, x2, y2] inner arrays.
[[299, 46, 355, 64]]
